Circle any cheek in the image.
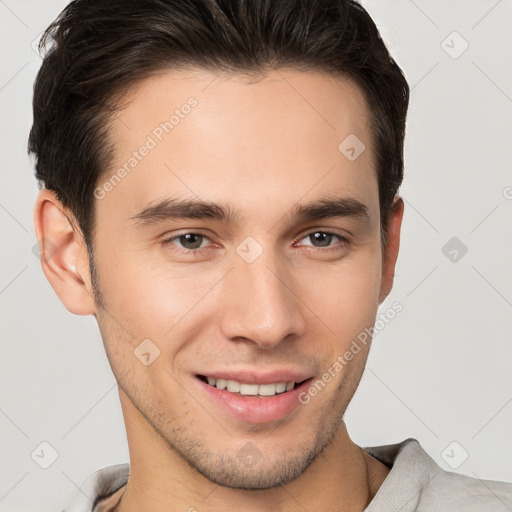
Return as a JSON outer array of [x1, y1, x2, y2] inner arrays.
[[95, 244, 228, 338], [302, 252, 382, 339]]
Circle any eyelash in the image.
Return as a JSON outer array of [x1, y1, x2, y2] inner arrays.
[[161, 230, 350, 256]]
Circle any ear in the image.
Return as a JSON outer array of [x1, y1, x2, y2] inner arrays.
[[379, 195, 404, 304], [34, 189, 97, 315]]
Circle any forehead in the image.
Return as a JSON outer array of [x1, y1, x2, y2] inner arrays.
[[100, 67, 378, 226]]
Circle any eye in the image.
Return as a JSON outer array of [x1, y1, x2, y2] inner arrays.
[[298, 231, 348, 250], [161, 230, 349, 256], [162, 232, 212, 253]]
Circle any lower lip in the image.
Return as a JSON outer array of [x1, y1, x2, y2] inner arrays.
[[195, 376, 313, 424]]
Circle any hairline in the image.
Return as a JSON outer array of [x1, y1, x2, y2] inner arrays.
[[85, 64, 390, 256]]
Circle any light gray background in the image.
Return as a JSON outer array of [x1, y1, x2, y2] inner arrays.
[[1, 1, 511, 510]]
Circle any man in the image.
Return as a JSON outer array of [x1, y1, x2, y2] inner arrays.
[[29, 0, 512, 511]]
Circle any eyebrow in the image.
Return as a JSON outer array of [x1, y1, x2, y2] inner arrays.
[[130, 195, 371, 227]]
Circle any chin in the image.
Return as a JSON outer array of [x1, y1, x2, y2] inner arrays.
[[191, 445, 318, 490], [172, 424, 336, 490]]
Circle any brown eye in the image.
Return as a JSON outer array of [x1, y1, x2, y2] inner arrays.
[[299, 231, 348, 249], [162, 232, 212, 253], [175, 233, 205, 250]]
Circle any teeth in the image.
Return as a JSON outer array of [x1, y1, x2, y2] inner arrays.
[[258, 384, 277, 396], [226, 380, 240, 392], [204, 377, 296, 396], [240, 383, 259, 395], [275, 382, 286, 393]]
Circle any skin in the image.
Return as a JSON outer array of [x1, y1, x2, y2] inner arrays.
[[34, 68, 404, 511]]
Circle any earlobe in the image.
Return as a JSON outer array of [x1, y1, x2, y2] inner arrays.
[[379, 195, 404, 304], [34, 189, 96, 315]]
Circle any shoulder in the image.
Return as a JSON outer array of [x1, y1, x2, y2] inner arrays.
[[422, 468, 512, 510], [363, 438, 512, 511]]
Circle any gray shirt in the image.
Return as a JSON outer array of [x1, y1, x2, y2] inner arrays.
[[61, 438, 512, 511]]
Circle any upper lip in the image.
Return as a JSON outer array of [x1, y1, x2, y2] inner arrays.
[[197, 369, 313, 385]]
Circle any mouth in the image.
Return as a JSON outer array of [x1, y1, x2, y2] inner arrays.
[[194, 373, 314, 424], [197, 374, 307, 397]]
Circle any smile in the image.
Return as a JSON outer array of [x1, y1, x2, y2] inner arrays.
[[195, 373, 313, 423], [198, 375, 299, 396]]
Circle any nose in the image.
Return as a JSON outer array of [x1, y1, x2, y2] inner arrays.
[[219, 252, 306, 349]]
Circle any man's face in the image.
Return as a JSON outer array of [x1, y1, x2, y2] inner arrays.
[[91, 68, 390, 488]]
